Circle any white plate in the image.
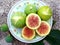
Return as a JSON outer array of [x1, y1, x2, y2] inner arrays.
[[7, 0, 53, 43]]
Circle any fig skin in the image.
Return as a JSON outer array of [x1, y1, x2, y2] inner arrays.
[[25, 4, 37, 15], [11, 12, 26, 28], [22, 26, 35, 40], [26, 13, 41, 30], [38, 6, 52, 21], [5, 35, 13, 43], [36, 21, 51, 36], [1, 24, 8, 32]]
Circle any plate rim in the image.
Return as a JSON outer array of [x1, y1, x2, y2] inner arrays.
[[7, 0, 53, 43]]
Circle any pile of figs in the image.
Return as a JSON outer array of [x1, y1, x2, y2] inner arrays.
[[11, 4, 52, 40]]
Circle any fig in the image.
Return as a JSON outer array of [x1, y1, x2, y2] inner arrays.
[[5, 35, 13, 43], [38, 6, 52, 21], [11, 12, 26, 28], [36, 21, 51, 36], [25, 4, 37, 15], [1, 24, 8, 32], [22, 26, 35, 40], [26, 13, 41, 29]]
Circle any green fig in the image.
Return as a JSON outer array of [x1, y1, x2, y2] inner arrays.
[[11, 12, 26, 28], [1, 24, 8, 32], [25, 4, 37, 15], [5, 35, 13, 43]]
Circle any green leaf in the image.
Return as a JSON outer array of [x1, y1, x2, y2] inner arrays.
[[45, 36, 60, 45], [52, 20, 56, 26], [0, 25, 1, 31], [49, 29, 60, 40], [45, 29, 60, 45], [31, 40, 44, 45]]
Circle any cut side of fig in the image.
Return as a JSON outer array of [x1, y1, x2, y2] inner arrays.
[[22, 26, 35, 40], [26, 13, 41, 29], [36, 21, 51, 36]]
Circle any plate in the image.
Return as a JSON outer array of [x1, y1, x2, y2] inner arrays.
[[7, 0, 53, 43]]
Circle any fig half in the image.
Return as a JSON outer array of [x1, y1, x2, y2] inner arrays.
[[22, 26, 35, 40], [36, 21, 51, 36], [26, 13, 41, 29]]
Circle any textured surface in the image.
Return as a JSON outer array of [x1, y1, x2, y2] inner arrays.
[[0, 0, 60, 45]]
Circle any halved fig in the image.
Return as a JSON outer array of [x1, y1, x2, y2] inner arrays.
[[36, 21, 51, 36], [22, 26, 35, 40], [26, 13, 41, 29]]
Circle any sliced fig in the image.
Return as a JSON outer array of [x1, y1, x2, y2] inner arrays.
[[36, 21, 51, 36], [26, 13, 41, 29], [22, 26, 35, 40]]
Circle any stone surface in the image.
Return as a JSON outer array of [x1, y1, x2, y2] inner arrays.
[[0, 38, 12, 45], [0, 0, 60, 45]]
